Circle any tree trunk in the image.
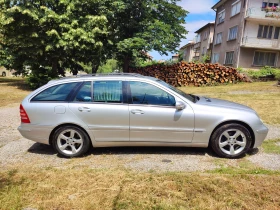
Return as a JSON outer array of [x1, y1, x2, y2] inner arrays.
[[51, 59, 59, 77], [123, 56, 131, 73], [72, 69, 78, 75], [91, 63, 99, 74]]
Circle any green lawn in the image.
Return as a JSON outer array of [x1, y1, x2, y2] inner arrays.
[[180, 81, 280, 124]]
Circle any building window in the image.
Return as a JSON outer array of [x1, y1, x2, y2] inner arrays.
[[262, 2, 279, 9], [274, 27, 280, 39], [215, 32, 223, 44], [218, 10, 225, 24], [228, 26, 238, 40], [203, 31, 208, 40], [253, 51, 277, 66], [212, 53, 220, 63], [202, 47, 206, 55], [225, 51, 234, 65], [231, 1, 241, 17], [257, 25, 273, 39], [217, 10, 226, 24], [196, 34, 201, 43]]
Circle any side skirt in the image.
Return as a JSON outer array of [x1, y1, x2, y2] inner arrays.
[[91, 141, 208, 148]]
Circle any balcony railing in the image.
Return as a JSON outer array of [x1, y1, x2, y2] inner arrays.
[[194, 42, 201, 49], [246, 7, 280, 20], [242, 36, 280, 49]]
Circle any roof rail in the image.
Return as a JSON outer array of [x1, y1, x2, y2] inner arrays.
[[58, 73, 143, 79]]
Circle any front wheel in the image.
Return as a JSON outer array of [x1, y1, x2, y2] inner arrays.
[[53, 126, 90, 157], [210, 123, 252, 158]]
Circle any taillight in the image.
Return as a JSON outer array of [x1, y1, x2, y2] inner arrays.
[[20, 104, 30, 123]]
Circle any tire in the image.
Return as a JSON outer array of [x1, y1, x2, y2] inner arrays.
[[210, 123, 252, 158], [2, 72, 6, 77], [52, 126, 91, 157]]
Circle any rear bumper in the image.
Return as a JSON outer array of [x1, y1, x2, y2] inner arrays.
[[18, 124, 52, 145], [253, 124, 269, 148]]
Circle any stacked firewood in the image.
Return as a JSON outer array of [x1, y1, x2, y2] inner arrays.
[[129, 62, 251, 87]]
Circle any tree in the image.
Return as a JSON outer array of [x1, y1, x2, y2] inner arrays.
[[97, 59, 118, 73], [0, 0, 110, 83], [0, 0, 188, 86], [105, 0, 188, 72]]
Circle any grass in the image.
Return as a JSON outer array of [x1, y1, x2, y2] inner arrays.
[[1, 79, 280, 209], [210, 158, 280, 175], [262, 139, 280, 154], [180, 81, 280, 124], [0, 167, 280, 210], [0, 77, 30, 107]]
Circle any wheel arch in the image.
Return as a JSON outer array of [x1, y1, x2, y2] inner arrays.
[[49, 123, 92, 147], [209, 120, 255, 148]]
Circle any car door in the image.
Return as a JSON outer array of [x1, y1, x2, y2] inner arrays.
[[128, 81, 194, 143], [69, 80, 129, 142]]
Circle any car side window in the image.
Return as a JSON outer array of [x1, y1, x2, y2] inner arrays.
[[74, 82, 92, 102], [129, 81, 176, 106], [93, 81, 123, 103], [31, 82, 79, 102]]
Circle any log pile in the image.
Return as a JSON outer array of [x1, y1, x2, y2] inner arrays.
[[129, 62, 251, 87]]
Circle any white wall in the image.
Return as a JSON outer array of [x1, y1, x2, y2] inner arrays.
[[248, 0, 279, 8], [243, 21, 280, 48]]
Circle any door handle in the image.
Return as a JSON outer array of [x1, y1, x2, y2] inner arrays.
[[78, 107, 91, 112], [131, 109, 144, 114]]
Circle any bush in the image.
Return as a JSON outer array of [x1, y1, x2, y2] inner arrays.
[[246, 66, 280, 80]]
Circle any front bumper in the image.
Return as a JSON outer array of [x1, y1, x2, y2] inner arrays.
[[253, 124, 269, 148]]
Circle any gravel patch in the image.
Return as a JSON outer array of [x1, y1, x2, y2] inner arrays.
[[0, 105, 280, 172], [265, 124, 280, 140], [0, 106, 22, 147], [248, 153, 280, 170], [125, 154, 217, 172]]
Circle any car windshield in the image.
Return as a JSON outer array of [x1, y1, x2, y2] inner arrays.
[[156, 80, 197, 103]]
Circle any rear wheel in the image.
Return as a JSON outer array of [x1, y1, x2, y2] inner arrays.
[[53, 126, 90, 157], [210, 123, 252, 158]]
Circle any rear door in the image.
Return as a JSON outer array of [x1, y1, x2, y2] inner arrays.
[[69, 80, 129, 142], [128, 81, 194, 143]]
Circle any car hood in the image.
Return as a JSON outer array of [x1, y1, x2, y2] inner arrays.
[[196, 96, 255, 113]]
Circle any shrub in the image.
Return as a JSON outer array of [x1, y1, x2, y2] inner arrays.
[[246, 66, 280, 80]]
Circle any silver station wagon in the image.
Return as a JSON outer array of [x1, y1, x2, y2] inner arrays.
[[18, 74, 268, 158]]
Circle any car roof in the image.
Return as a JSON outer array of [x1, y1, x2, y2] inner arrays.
[[48, 73, 158, 84]]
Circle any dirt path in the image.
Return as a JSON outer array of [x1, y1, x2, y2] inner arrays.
[[0, 105, 280, 172]]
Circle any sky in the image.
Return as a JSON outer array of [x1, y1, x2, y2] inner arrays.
[[149, 0, 220, 61]]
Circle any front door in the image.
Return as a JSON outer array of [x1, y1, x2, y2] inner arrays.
[[128, 81, 194, 143]]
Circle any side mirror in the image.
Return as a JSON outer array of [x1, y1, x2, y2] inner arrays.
[[175, 101, 186, 110]]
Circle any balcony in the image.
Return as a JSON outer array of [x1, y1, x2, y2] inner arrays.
[[194, 42, 201, 49], [246, 7, 280, 22], [241, 36, 280, 49]]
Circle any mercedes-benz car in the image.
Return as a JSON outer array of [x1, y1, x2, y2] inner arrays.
[[18, 74, 268, 158]]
